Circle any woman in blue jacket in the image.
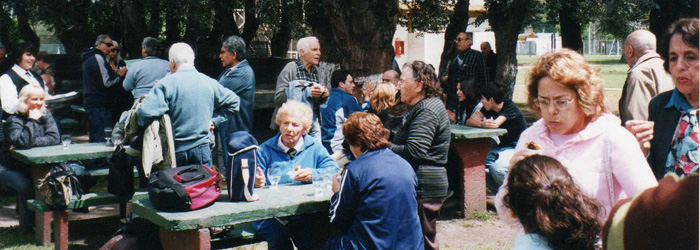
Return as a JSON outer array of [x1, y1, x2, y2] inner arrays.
[[325, 112, 423, 250], [253, 100, 339, 250]]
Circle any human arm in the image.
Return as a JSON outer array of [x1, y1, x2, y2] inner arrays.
[[466, 110, 484, 127], [96, 54, 121, 88], [609, 128, 658, 196], [41, 74, 54, 94], [0, 74, 19, 114], [481, 115, 507, 129], [389, 108, 439, 164], [136, 83, 171, 126], [328, 169, 357, 231], [622, 75, 656, 121], [274, 63, 295, 107], [211, 85, 240, 127], [122, 65, 137, 92], [6, 113, 60, 148], [625, 120, 653, 155]]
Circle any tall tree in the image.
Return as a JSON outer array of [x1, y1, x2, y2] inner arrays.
[[557, 0, 583, 52], [649, 0, 698, 54], [438, 0, 470, 81], [115, 0, 148, 59], [13, 1, 40, 48], [485, 0, 530, 100], [34, 0, 94, 54], [306, 0, 398, 76]]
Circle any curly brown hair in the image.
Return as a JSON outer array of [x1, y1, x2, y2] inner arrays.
[[402, 60, 444, 99], [505, 155, 602, 250], [342, 112, 391, 152], [526, 49, 608, 122]]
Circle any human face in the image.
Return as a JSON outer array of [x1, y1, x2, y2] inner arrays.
[[97, 37, 114, 55], [480, 43, 491, 56], [623, 41, 636, 68], [399, 69, 423, 105], [300, 40, 321, 67], [456, 82, 466, 102], [18, 52, 35, 70], [279, 115, 305, 148], [480, 96, 494, 111], [36, 60, 47, 70], [537, 77, 587, 135], [25, 93, 44, 111], [339, 74, 355, 94], [668, 33, 699, 105], [219, 46, 236, 68], [455, 33, 470, 51], [108, 48, 120, 60]]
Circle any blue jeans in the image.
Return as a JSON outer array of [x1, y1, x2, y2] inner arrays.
[[253, 215, 315, 250], [0, 164, 33, 231], [85, 107, 114, 143], [485, 147, 514, 193], [175, 143, 212, 167]]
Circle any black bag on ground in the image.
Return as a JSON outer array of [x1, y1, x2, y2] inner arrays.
[[107, 145, 135, 201], [147, 164, 220, 211], [37, 163, 84, 209], [226, 131, 259, 202]]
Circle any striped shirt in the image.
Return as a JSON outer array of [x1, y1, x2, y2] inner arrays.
[[390, 96, 451, 168]]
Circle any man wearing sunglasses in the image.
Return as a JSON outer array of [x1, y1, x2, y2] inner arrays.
[[442, 32, 489, 112], [81, 34, 123, 143]]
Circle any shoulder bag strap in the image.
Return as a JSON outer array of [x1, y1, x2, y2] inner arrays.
[[240, 158, 259, 202], [603, 131, 615, 206]]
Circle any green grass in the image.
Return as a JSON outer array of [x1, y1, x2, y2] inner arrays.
[[0, 227, 52, 250], [472, 211, 497, 221], [515, 55, 628, 89]]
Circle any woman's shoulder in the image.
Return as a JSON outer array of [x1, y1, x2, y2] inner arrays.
[[512, 234, 554, 250]]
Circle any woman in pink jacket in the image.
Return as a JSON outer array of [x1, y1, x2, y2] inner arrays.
[[496, 49, 658, 225]]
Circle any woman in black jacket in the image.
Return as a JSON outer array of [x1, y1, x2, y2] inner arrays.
[[0, 84, 59, 232]]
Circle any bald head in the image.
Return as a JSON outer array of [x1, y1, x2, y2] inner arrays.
[[624, 30, 657, 67], [382, 70, 400, 87]]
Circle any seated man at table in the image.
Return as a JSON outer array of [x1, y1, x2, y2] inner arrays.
[[253, 100, 339, 250], [325, 112, 423, 250], [466, 81, 526, 193]]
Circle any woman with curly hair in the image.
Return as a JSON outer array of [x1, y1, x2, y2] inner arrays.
[[391, 60, 450, 250], [505, 155, 601, 250]]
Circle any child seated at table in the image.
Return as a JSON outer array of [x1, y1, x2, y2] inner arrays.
[[0, 84, 59, 232], [504, 155, 601, 250]]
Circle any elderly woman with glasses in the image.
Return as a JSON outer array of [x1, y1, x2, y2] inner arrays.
[[496, 49, 658, 226], [391, 60, 450, 250]]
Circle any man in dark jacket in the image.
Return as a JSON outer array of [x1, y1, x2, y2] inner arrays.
[[81, 34, 127, 142], [442, 32, 489, 111], [218, 35, 256, 172]]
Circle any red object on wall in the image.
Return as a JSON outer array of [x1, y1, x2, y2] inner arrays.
[[395, 40, 405, 56]]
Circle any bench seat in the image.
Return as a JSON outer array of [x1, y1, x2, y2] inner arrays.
[[27, 191, 149, 212]]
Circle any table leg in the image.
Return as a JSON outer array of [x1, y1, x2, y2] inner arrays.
[[53, 211, 69, 250], [451, 138, 491, 218], [31, 164, 52, 245], [159, 228, 211, 250]]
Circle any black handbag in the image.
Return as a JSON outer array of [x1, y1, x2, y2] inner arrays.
[[37, 164, 84, 209], [226, 131, 259, 202]]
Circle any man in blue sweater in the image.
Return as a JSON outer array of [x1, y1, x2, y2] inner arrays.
[[321, 69, 367, 155], [218, 35, 256, 172], [136, 43, 240, 167], [82, 34, 127, 142], [122, 37, 170, 99]]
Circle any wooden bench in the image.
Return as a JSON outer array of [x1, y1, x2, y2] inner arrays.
[[26, 191, 149, 250], [131, 184, 332, 250]]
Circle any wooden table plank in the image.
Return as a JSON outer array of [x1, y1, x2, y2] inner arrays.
[[11, 143, 114, 165], [132, 185, 332, 231]]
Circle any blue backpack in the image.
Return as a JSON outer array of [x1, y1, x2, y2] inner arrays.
[[226, 131, 259, 202]]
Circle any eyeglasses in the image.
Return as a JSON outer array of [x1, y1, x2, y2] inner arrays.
[[454, 39, 467, 43], [102, 42, 114, 47], [534, 98, 574, 110]]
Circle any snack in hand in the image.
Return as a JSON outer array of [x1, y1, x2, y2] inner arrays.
[[526, 141, 541, 150]]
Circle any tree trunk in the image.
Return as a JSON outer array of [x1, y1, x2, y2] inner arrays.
[[115, 0, 148, 59], [488, 0, 529, 100], [241, 0, 260, 44], [270, 2, 292, 58], [0, 4, 14, 49], [649, 0, 699, 55], [559, 0, 583, 53], [47, 0, 92, 54], [209, 0, 239, 42], [307, 0, 398, 76], [165, 2, 181, 42], [13, 1, 40, 48], [146, 0, 162, 37], [439, 0, 470, 80]]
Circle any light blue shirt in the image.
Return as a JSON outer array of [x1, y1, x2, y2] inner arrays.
[[122, 56, 170, 98], [665, 88, 693, 112], [512, 234, 554, 250]]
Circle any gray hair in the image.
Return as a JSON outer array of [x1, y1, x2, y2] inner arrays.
[[95, 34, 111, 46], [168, 42, 195, 67], [297, 36, 319, 53], [626, 30, 656, 52], [142, 37, 162, 57], [222, 35, 247, 61]]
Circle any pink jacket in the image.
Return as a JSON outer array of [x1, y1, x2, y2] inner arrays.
[[496, 113, 658, 224]]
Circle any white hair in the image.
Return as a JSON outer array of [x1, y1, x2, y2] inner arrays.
[[626, 30, 657, 52], [297, 37, 319, 53], [168, 42, 195, 67], [276, 100, 313, 133]]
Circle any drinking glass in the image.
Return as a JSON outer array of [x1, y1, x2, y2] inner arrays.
[[312, 171, 325, 197], [323, 168, 334, 189], [61, 134, 71, 150], [268, 168, 282, 189], [104, 127, 113, 146]]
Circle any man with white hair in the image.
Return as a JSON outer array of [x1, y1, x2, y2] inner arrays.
[[136, 42, 240, 167], [619, 29, 674, 124], [271, 36, 329, 141]]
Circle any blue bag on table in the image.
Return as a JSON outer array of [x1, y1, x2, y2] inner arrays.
[[226, 131, 259, 202]]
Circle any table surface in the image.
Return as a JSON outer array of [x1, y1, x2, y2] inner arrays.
[[11, 142, 114, 165], [132, 184, 332, 231], [450, 124, 507, 140]]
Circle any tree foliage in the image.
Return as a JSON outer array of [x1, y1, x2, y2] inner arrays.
[[398, 0, 454, 33]]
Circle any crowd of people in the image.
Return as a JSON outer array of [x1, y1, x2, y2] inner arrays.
[[0, 14, 695, 250]]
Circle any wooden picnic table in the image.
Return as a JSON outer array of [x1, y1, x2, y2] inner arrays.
[[450, 124, 507, 218], [11, 142, 114, 247], [131, 184, 332, 250]]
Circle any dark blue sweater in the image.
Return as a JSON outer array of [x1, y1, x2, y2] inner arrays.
[[81, 48, 120, 108]]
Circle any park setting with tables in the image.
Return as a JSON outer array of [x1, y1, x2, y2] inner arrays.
[[0, 1, 698, 250]]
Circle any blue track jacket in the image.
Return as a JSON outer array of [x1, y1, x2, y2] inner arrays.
[[321, 88, 367, 154]]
